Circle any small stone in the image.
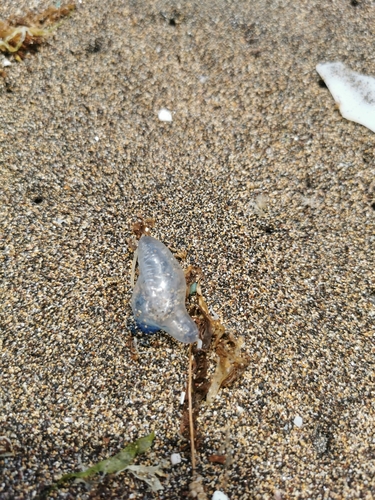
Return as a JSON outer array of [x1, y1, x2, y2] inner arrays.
[[170, 453, 181, 465]]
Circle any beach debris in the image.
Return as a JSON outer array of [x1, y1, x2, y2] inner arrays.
[[316, 62, 375, 133], [180, 269, 249, 480], [131, 217, 155, 239], [158, 108, 173, 122], [126, 464, 166, 492], [0, 4, 75, 59], [212, 491, 229, 500], [128, 228, 248, 483], [41, 432, 155, 496], [294, 415, 303, 428], [180, 342, 211, 449], [188, 345, 197, 471], [206, 333, 249, 405], [131, 236, 199, 343], [179, 273, 211, 445], [209, 455, 226, 464], [173, 248, 188, 260], [170, 452, 182, 465]]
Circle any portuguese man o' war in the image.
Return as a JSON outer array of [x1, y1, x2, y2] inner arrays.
[[131, 236, 199, 344]]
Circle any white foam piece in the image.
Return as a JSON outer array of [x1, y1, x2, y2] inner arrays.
[[158, 108, 173, 122], [316, 62, 375, 133]]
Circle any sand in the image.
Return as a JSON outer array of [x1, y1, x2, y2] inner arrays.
[[1, 0, 374, 498]]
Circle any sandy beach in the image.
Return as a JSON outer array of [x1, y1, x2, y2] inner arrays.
[[1, 0, 375, 498]]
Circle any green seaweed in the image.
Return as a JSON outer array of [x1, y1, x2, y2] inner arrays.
[[38, 432, 155, 498]]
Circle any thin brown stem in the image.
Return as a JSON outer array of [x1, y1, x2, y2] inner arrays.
[[188, 343, 196, 472]]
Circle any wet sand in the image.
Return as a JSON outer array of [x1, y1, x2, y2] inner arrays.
[[1, 0, 375, 498]]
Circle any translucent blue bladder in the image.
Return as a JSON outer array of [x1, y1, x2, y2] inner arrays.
[[131, 236, 199, 344]]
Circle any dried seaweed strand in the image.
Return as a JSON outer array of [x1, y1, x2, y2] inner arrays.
[[188, 343, 196, 472], [0, 4, 75, 56], [130, 248, 138, 289]]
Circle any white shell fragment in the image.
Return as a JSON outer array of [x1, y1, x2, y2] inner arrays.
[[212, 491, 229, 500], [158, 108, 173, 122], [316, 62, 375, 133], [294, 415, 303, 427]]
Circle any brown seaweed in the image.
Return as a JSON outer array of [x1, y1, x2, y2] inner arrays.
[[131, 217, 155, 239], [0, 4, 75, 58]]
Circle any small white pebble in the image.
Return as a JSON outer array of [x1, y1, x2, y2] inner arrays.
[[294, 416, 303, 427], [236, 405, 244, 414], [64, 417, 73, 423], [180, 391, 186, 405], [94, 136, 99, 141], [171, 453, 182, 465], [158, 108, 173, 122], [199, 75, 208, 83], [2, 58, 11, 67], [197, 339, 203, 349], [212, 491, 229, 500]]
